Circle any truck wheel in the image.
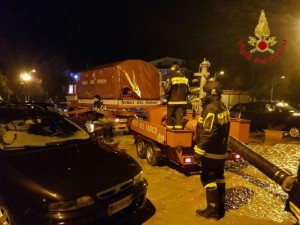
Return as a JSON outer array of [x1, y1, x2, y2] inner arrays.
[[136, 138, 146, 159], [145, 143, 158, 166]]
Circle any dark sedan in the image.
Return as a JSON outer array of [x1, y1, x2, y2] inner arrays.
[[229, 101, 300, 137], [0, 102, 148, 224]]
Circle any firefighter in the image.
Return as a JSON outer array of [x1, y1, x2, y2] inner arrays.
[[286, 162, 300, 224], [193, 80, 230, 220], [164, 64, 190, 130], [92, 95, 113, 142], [93, 94, 104, 111]]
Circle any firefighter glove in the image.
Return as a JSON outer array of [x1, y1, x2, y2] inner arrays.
[[193, 153, 202, 163]]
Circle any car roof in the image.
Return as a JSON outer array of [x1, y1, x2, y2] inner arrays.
[[231, 101, 300, 112], [0, 102, 60, 118], [233, 101, 290, 106], [11, 101, 56, 107]]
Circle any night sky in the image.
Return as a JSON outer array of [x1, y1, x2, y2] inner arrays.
[[1, 0, 300, 99]]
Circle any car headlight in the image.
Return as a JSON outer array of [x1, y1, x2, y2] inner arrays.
[[133, 171, 144, 185], [49, 195, 94, 212]]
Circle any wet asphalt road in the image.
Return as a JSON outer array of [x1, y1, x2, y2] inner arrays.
[[113, 132, 299, 225]]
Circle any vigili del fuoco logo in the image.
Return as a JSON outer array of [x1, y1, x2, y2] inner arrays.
[[238, 10, 286, 64]]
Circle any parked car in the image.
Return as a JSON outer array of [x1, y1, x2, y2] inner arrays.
[[229, 101, 300, 138], [0, 102, 148, 224]]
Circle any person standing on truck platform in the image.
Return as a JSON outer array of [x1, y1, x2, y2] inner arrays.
[[193, 80, 230, 220], [163, 64, 190, 130]]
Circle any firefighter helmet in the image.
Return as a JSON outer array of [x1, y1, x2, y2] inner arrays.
[[94, 94, 101, 100], [203, 80, 223, 96], [170, 64, 180, 72]]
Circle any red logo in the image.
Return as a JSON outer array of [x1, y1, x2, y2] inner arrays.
[[238, 10, 286, 64]]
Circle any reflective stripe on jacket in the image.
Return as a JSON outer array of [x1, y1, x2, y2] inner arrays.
[[165, 75, 189, 105], [194, 100, 230, 159]]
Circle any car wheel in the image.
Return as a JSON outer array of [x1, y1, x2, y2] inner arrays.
[[0, 122, 17, 146], [136, 138, 146, 159], [145, 142, 158, 166], [289, 127, 300, 138], [0, 202, 16, 225]]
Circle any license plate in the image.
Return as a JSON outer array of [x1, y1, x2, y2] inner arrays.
[[108, 195, 133, 216], [119, 118, 127, 123]]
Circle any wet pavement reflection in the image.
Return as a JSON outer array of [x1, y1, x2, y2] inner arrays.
[[222, 142, 300, 223], [114, 134, 299, 225]]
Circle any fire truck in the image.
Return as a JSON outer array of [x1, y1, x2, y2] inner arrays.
[[128, 58, 246, 171], [129, 104, 240, 172], [66, 59, 163, 130]]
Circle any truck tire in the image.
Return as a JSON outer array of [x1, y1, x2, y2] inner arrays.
[[145, 142, 158, 166], [136, 138, 146, 159]]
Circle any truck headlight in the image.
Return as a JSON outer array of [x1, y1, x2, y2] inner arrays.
[[85, 121, 95, 133], [49, 196, 94, 212], [85, 121, 102, 133], [133, 171, 144, 185]]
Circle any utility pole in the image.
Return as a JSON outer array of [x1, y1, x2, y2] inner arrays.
[[193, 58, 211, 115]]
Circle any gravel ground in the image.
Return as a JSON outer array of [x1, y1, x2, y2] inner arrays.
[[113, 132, 299, 225]]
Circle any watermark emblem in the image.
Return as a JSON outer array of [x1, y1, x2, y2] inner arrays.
[[248, 10, 276, 54], [238, 10, 286, 64]]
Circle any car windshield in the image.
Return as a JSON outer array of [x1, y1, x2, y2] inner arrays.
[[0, 108, 90, 150]]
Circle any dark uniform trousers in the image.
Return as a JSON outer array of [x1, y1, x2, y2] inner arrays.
[[166, 104, 186, 130]]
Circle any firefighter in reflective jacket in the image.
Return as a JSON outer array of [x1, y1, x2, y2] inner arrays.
[[163, 64, 190, 130], [193, 80, 230, 220], [286, 162, 300, 224]]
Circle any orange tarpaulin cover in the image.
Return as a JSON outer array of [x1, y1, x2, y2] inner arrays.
[[77, 59, 161, 100]]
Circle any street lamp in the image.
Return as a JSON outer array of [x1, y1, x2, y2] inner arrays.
[[20, 69, 36, 101], [213, 70, 224, 80], [270, 75, 285, 101]]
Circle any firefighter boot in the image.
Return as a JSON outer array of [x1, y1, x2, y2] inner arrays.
[[196, 187, 221, 220], [217, 182, 226, 218]]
